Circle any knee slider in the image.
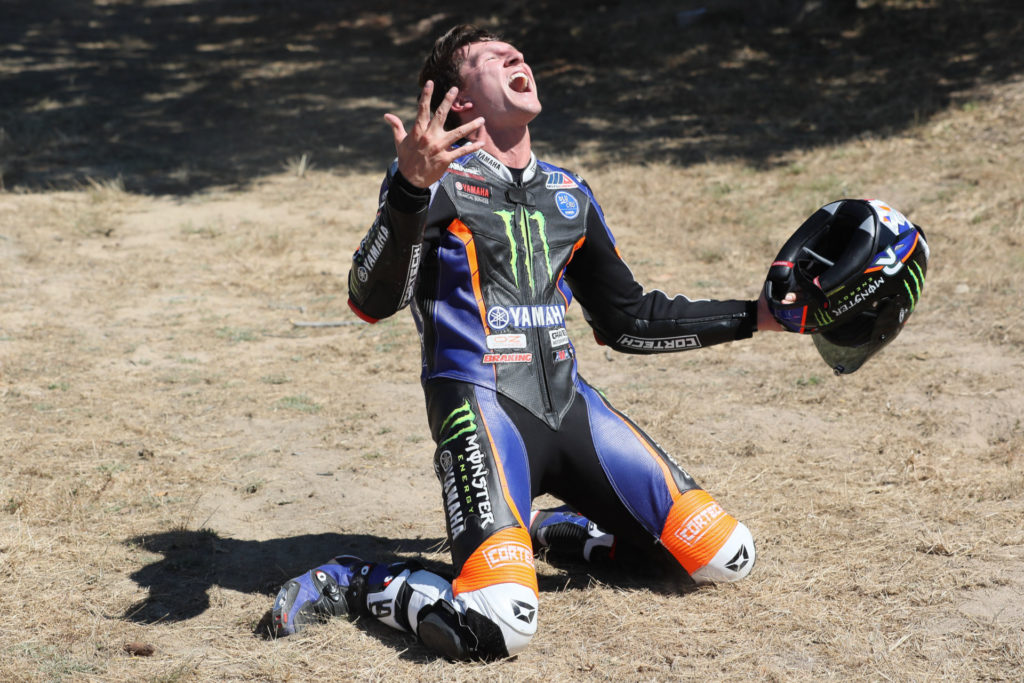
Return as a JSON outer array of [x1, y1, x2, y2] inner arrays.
[[689, 521, 756, 584], [455, 583, 538, 657]]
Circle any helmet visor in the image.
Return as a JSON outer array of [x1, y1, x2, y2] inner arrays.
[[812, 301, 907, 375], [812, 332, 878, 375]]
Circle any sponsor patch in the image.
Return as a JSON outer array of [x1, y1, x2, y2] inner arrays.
[[868, 199, 913, 237], [483, 541, 535, 570], [487, 305, 565, 330], [476, 152, 508, 179], [829, 275, 885, 319], [544, 171, 578, 190], [548, 328, 569, 347], [439, 401, 495, 538], [398, 243, 422, 308], [482, 353, 533, 364], [360, 224, 390, 272], [674, 501, 725, 547], [455, 180, 490, 204], [616, 334, 701, 351], [449, 163, 486, 182], [486, 333, 528, 350], [552, 348, 574, 363], [555, 191, 580, 219]]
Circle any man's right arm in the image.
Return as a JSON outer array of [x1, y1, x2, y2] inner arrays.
[[347, 165, 431, 323], [350, 81, 485, 323]]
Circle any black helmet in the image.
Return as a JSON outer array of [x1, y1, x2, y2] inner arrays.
[[764, 199, 929, 374]]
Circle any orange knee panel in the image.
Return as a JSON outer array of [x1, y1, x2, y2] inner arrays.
[[660, 489, 738, 575], [452, 525, 539, 598]]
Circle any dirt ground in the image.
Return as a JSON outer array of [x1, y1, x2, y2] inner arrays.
[[2, 1, 1023, 681]]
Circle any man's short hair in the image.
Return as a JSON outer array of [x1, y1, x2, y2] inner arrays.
[[419, 24, 501, 130]]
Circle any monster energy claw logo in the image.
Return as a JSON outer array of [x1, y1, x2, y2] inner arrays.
[[494, 209, 552, 292], [903, 261, 925, 311], [438, 400, 495, 538], [439, 400, 477, 446]]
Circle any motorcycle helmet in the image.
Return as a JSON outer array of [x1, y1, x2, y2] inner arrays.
[[764, 199, 929, 374]]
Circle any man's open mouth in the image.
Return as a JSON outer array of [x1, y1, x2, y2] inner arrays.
[[508, 71, 530, 93]]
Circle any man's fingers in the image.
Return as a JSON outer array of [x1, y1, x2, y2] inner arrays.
[[446, 116, 486, 144], [440, 139, 486, 165], [414, 81, 435, 127], [383, 113, 407, 147], [431, 86, 460, 128]]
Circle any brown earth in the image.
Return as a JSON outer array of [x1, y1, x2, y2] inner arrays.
[[1, 1, 1023, 680]]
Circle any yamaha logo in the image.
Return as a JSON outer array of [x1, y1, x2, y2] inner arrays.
[[487, 306, 512, 330], [438, 449, 453, 473], [486, 305, 565, 330]]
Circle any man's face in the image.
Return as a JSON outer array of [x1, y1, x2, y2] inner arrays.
[[456, 40, 541, 128]]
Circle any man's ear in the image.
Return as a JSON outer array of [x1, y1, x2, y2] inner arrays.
[[450, 94, 472, 115]]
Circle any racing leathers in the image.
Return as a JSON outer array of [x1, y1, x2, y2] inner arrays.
[[345, 149, 758, 660]]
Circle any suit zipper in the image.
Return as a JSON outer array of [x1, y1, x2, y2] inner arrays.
[[511, 181, 555, 420]]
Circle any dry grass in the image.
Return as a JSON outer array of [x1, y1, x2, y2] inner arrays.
[[2, 2, 1023, 681]]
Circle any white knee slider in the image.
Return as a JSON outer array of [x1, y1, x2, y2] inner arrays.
[[456, 583, 539, 656], [689, 521, 756, 584]]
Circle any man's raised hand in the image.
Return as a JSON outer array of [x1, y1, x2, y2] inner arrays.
[[383, 81, 486, 189]]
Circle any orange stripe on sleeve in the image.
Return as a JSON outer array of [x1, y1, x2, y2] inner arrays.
[[447, 219, 489, 334]]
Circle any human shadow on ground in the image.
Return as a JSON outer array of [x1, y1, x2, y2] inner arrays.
[[3, 0, 1022, 194], [122, 529, 447, 625], [123, 527, 694, 661]]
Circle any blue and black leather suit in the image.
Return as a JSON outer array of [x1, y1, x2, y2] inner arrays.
[[347, 149, 759, 659]]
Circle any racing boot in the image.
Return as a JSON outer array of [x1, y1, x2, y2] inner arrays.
[[272, 555, 362, 635], [529, 506, 614, 562], [273, 556, 454, 639]]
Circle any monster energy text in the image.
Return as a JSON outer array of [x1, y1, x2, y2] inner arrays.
[[827, 275, 885, 322], [439, 401, 495, 539]]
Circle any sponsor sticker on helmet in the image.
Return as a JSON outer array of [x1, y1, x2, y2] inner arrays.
[[868, 199, 913, 236]]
